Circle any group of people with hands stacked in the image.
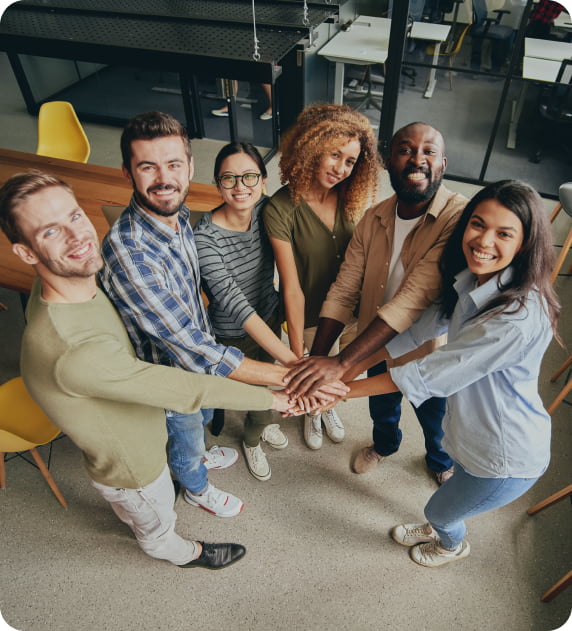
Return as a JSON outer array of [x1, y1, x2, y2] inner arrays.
[[0, 101, 560, 572]]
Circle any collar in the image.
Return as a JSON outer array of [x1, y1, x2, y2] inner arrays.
[[454, 266, 514, 309], [129, 196, 190, 240], [375, 183, 454, 224]]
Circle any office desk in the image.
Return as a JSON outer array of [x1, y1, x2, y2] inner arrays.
[[0, 148, 221, 294], [554, 11, 572, 32], [317, 16, 451, 103], [507, 39, 572, 149], [410, 21, 451, 98], [524, 37, 572, 61], [317, 16, 391, 106]]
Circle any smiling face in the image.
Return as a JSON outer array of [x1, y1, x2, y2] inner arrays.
[[12, 185, 102, 279], [313, 138, 361, 193], [123, 135, 193, 221], [387, 124, 447, 205], [462, 199, 524, 285], [216, 152, 266, 213]]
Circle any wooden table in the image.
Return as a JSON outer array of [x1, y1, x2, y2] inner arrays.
[[0, 148, 222, 294]]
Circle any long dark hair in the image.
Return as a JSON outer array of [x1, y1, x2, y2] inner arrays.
[[439, 180, 561, 337]]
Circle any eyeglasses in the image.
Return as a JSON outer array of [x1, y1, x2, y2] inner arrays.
[[216, 173, 262, 189]]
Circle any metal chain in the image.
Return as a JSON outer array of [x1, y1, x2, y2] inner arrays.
[[251, 0, 261, 61], [303, 0, 309, 26]]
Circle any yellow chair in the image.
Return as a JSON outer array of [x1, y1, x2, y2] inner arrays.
[[0, 377, 68, 508], [426, 23, 471, 90], [36, 101, 91, 163]]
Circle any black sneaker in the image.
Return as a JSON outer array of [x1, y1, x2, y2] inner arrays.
[[179, 542, 246, 570]]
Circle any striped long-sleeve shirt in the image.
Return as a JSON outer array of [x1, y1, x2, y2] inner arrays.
[[194, 197, 279, 338], [99, 197, 244, 377]]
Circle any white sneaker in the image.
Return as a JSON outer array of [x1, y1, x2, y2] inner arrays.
[[261, 424, 288, 449], [391, 522, 438, 547], [211, 107, 229, 117], [184, 484, 243, 517], [203, 445, 238, 470], [242, 442, 271, 481], [304, 413, 322, 450], [410, 540, 471, 567], [321, 409, 345, 443]]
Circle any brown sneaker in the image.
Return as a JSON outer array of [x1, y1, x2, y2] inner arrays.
[[352, 445, 384, 474], [434, 465, 455, 486]]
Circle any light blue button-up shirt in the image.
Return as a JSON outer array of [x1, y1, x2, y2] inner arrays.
[[388, 267, 553, 478]]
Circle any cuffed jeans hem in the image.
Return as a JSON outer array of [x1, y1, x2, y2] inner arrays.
[[423, 461, 540, 549]]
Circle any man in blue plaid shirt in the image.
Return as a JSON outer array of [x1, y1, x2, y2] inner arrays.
[[99, 112, 314, 517]]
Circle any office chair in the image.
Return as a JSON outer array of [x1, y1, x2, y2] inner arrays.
[[530, 59, 572, 164], [36, 101, 91, 163], [470, 0, 514, 73], [426, 22, 471, 89], [344, 64, 384, 112], [0, 377, 68, 508]]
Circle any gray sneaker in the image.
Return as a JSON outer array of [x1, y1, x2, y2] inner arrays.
[[321, 409, 345, 443], [242, 442, 271, 481], [410, 540, 471, 567], [261, 424, 288, 449], [304, 413, 322, 450], [391, 522, 438, 547]]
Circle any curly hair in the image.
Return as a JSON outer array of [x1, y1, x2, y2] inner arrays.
[[278, 103, 381, 222]]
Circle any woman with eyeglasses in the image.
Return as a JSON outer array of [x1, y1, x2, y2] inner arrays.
[[194, 142, 297, 482], [263, 103, 381, 450]]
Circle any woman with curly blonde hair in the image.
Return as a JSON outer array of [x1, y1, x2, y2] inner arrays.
[[264, 103, 381, 450]]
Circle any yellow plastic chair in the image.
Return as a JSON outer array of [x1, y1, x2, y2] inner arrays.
[[426, 23, 471, 90], [0, 377, 68, 508], [36, 101, 91, 163]]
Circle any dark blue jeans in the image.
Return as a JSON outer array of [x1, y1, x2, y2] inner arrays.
[[367, 361, 452, 473]]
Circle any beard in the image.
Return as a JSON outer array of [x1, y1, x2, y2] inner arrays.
[[389, 166, 443, 205], [133, 182, 189, 217], [39, 245, 103, 279]]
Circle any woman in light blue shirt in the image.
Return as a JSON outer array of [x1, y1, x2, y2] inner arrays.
[[343, 180, 561, 568]]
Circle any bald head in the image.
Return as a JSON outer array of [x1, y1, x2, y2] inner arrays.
[[386, 122, 447, 206]]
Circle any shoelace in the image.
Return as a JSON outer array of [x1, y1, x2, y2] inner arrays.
[[323, 410, 343, 430], [263, 424, 281, 440], [405, 525, 432, 538], [309, 415, 321, 436], [204, 446, 221, 466]]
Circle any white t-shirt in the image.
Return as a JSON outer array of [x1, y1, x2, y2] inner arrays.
[[384, 208, 422, 304]]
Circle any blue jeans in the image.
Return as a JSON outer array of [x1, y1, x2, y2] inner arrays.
[[166, 408, 213, 495], [368, 361, 452, 473], [424, 461, 539, 549]]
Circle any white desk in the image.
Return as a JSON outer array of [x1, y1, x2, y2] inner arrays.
[[318, 17, 391, 105], [554, 11, 572, 32], [507, 39, 572, 149], [410, 22, 451, 98], [317, 16, 451, 102], [524, 37, 572, 61]]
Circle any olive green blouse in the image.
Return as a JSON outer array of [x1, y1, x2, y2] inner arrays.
[[263, 185, 355, 328]]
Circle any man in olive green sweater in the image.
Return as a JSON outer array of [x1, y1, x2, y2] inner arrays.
[[0, 170, 294, 570]]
